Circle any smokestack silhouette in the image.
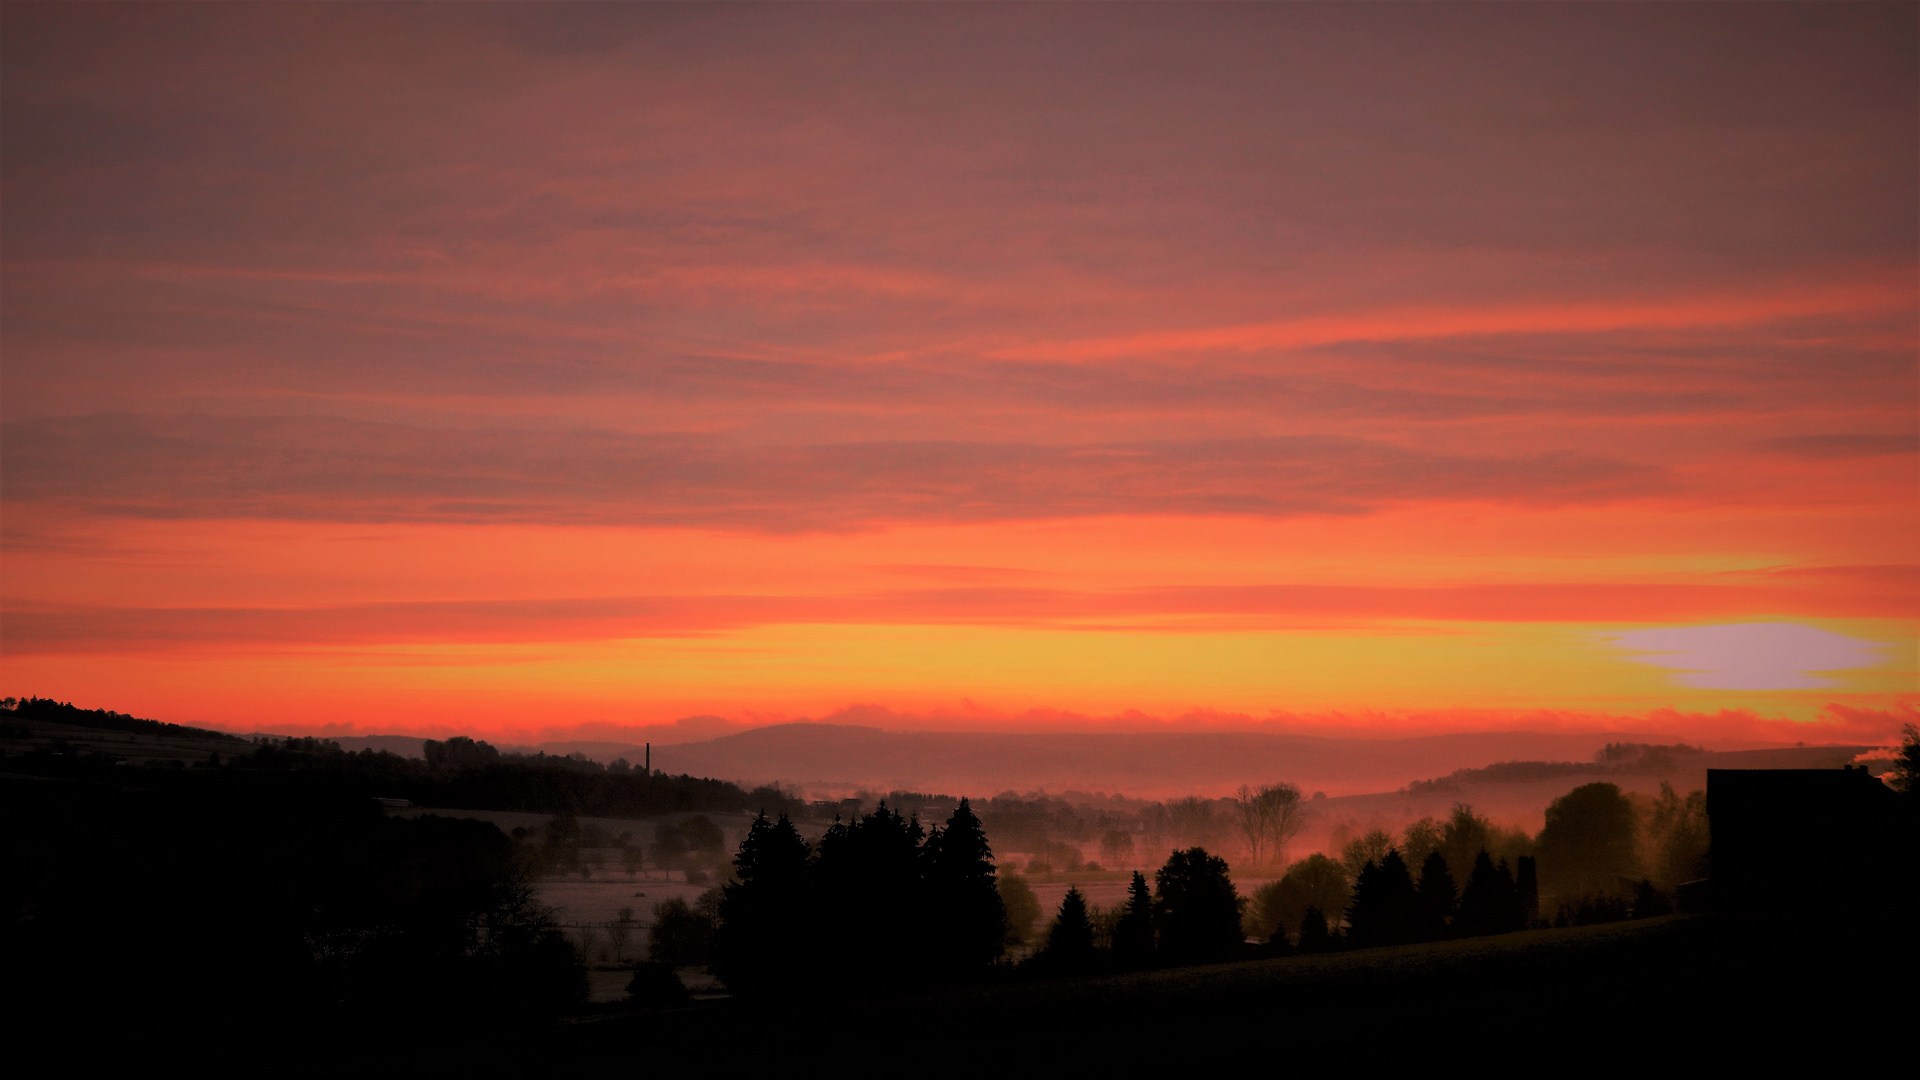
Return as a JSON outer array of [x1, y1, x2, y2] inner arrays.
[[645, 742, 651, 778]]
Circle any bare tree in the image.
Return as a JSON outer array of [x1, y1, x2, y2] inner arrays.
[[1262, 782, 1306, 868], [1234, 783, 1307, 868], [606, 919, 630, 962], [1234, 785, 1269, 865]]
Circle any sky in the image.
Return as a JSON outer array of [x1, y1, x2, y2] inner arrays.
[[2, 3, 1915, 746]]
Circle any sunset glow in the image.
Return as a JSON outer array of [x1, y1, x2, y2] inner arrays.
[[3, 4, 1914, 744]]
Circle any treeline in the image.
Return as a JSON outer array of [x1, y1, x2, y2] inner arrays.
[[1404, 743, 1707, 794], [234, 734, 764, 818], [1, 695, 241, 742], [708, 801, 1008, 994], [1324, 783, 1709, 921], [1, 762, 586, 1034], [884, 790, 1251, 870]]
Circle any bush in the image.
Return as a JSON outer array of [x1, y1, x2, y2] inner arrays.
[[626, 962, 691, 1008], [649, 897, 715, 965]]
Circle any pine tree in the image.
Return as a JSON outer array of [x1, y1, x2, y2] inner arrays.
[[1296, 905, 1333, 953], [1111, 870, 1155, 967], [1345, 849, 1417, 949], [1455, 850, 1522, 937], [1038, 886, 1097, 972], [1414, 849, 1457, 940], [923, 798, 1006, 973], [811, 802, 928, 982], [711, 812, 811, 996], [1153, 847, 1243, 966]]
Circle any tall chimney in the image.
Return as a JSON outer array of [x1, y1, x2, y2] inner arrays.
[[645, 742, 651, 778]]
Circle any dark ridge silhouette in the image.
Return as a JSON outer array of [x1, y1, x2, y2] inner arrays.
[[1, 763, 586, 1037], [2, 695, 242, 742], [647, 722, 1704, 796], [231, 734, 756, 818]]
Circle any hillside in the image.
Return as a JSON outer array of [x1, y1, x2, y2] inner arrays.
[[364, 913, 1903, 1072], [608, 723, 1841, 799]]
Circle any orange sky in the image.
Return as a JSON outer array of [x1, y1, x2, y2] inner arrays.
[[2, 4, 1914, 745]]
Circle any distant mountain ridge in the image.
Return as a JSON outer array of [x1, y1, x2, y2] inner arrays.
[[622, 723, 1803, 798]]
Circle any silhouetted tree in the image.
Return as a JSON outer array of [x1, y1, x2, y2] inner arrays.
[[1630, 878, 1673, 919], [1646, 782, 1709, 889], [1538, 783, 1638, 900], [1296, 905, 1334, 954], [1250, 853, 1350, 942], [625, 962, 691, 1008], [1439, 803, 1493, 883], [1516, 854, 1539, 926], [1111, 870, 1155, 967], [711, 812, 812, 996], [923, 798, 1007, 973], [1233, 782, 1307, 867], [1099, 829, 1136, 869], [1153, 847, 1243, 965], [678, 814, 725, 854], [648, 897, 713, 965], [1038, 886, 1097, 972], [1341, 829, 1394, 879], [652, 820, 689, 872], [1345, 849, 1418, 949], [999, 871, 1042, 949], [1414, 849, 1457, 940], [545, 809, 581, 848], [1454, 851, 1523, 937], [1402, 816, 1443, 873], [1889, 723, 1920, 796], [812, 803, 927, 980]]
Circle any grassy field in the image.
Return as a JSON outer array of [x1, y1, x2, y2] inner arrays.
[[343, 910, 1904, 1074], [0, 713, 246, 767]]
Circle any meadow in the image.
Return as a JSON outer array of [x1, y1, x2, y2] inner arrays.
[[355, 911, 1902, 1073]]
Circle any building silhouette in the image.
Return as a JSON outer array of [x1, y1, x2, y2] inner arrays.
[[1706, 766, 1902, 910]]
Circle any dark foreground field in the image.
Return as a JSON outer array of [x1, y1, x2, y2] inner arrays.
[[341, 912, 1904, 1075]]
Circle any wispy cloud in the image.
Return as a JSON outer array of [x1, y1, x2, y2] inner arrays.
[[1603, 622, 1900, 690]]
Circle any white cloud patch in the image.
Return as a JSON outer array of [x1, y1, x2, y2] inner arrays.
[[1603, 622, 1889, 691]]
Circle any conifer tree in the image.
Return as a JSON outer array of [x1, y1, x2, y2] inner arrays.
[[1153, 847, 1243, 966], [711, 812, 811, 996], [1344, 849, 1418, 949], [1296, 905, 1333, 953], [811, 802, 928, 981], [923, 798, 1006, 973], [1414, 849, 1457, 940], [1455, 849, 1522, 937], [1039, 886, 1097, 971], [1111, 870, 1155, 967]]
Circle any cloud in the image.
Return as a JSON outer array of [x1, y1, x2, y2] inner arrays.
[[9, 569, 1913, 654], [1755, 433, 1917, 459], [1, 414, 1672, 530], [984, 284, 1916, 363], [1603, 622, 1899, 690]]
